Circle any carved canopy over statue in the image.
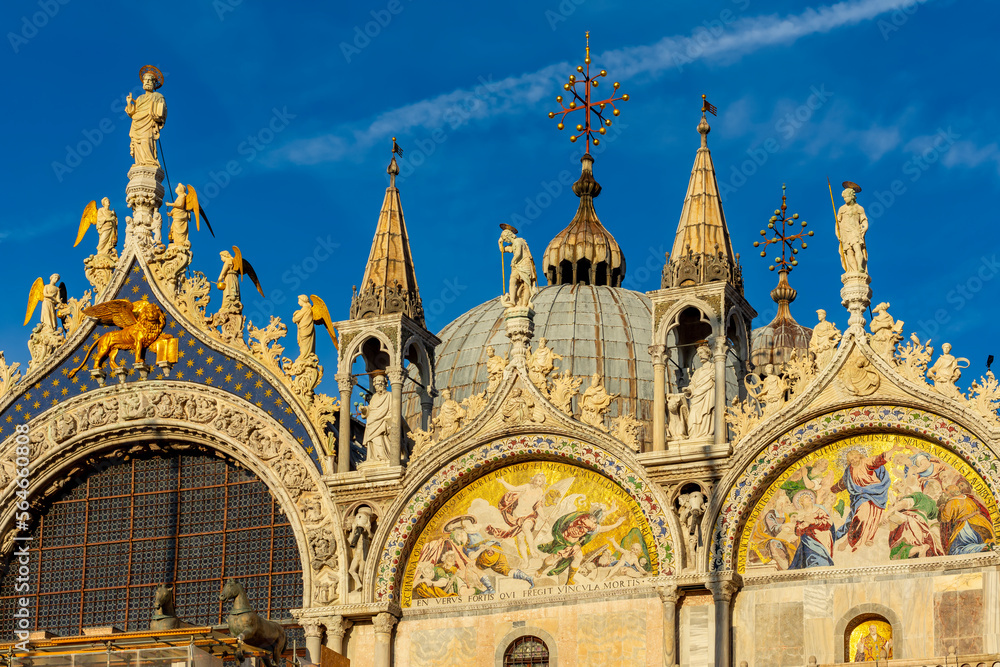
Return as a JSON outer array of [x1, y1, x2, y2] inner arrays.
[[125, 66, 168, 168]]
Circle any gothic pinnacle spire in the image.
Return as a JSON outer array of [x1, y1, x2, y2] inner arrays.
[[350, 139, 424, 324], [662, 96, 742, 291]]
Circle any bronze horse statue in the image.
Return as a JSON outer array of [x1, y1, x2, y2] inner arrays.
[[219, 579, 287, 666], [150, 584, 193, 630]]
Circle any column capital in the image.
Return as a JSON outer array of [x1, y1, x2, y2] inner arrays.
[[386, 365, 405, 385], [655, 583, 680, 606], [335, 372, 355, 393], [373, 611, 398, 635], [323, 614, 352, 640], [706, 574, 741, 602], [301, 619, 324, 638], [648, 344, 667, 366], [712, 335, 728, 360]]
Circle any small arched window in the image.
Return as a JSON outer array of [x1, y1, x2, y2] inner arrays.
[[503, 635, 550, 666], [846, 614, 893, 662]]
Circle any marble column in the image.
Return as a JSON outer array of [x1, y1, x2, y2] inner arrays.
[[324, 615, 352, 656], [985, 569, 1000, 653], [302, 620, 323, 664], [418, 386, 434, 431], [708, 578, 739, 667], [657, 584, 681, 667], [650, 344, 666, 452], [712, 336, 728, 447], [373, 612, 397, 667], [336, 373, 354, 473], [387, 366, 404, 467]]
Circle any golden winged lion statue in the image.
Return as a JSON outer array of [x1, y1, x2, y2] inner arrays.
[[68, 299, 173, 377]]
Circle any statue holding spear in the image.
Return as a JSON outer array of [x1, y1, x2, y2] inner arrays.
[[829, 178, 869, 275]]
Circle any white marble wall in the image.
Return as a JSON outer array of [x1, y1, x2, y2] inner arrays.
[[733, 565, 992, 664], [679, 596, 715, 667]]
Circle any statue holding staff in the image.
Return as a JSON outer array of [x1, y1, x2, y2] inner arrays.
[[125, 65, 167, 168], [498, 224, 538, 308]]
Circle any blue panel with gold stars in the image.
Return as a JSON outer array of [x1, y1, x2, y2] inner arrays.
[[0, 259, 320, 468]]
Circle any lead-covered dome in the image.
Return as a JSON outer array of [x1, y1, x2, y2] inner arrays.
[[408, 284, 653, 442]]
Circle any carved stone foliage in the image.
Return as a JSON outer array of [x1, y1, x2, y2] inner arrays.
[[460, 391, 488, 422], [26, 324, 65, 375], [549, 372, 582, 415], [967, 371, 1000, 428], [60, 290, 93, 337], [408, 387, 487, 461], [0, 383, 342, 606], [209, 311, 248, 350], [176, 271, 212, 328], [610, 411, 642, 451], [147, 245, 192, 299], [84, 252, 118, 296], [896, 333, 934, 385], [0, 352, 22, 399], [249, 316, 288, 376], [579, 373, 617, 431]]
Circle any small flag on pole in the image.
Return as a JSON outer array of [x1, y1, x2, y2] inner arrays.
[[392, 137, 404, 156], [701, 94, 717, 116]]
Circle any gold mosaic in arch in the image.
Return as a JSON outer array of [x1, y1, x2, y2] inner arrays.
[[738, 434, 998, 574], [401, 460, 657, 608]]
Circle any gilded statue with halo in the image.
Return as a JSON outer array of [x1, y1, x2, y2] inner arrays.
[[125, 65, 168, 168]]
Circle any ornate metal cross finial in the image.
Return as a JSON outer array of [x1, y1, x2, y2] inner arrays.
[[754, 184, 814, 271], [548, 31, 629, 153]]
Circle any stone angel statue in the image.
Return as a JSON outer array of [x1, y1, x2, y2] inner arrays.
[[24, 274, 67, 333], [74, 198, 119, 257], [164, 183, 214, 247], [217, 245, 265, 312]]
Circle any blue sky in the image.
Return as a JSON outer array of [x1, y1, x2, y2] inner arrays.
[[1, 0, 997, 392]]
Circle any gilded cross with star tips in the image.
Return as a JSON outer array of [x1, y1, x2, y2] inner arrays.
[[754, 184, 814, 272], [548, 31, 629, 152]]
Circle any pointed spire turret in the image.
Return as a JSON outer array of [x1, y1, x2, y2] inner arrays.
[[350, 151, 424, 325], [662, 108, 743, 292], [542, 154, 625, 286]]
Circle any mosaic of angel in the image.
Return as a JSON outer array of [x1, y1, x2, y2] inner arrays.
[[404, 462, 659, 605], [742, 435, 998, 573]]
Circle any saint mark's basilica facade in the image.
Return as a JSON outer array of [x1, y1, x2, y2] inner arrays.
[[1, 60, 998, 667]]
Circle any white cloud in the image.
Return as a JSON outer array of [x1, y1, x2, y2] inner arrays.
[[941, 141, 1000, 172], [275, 0, 933, 166]]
